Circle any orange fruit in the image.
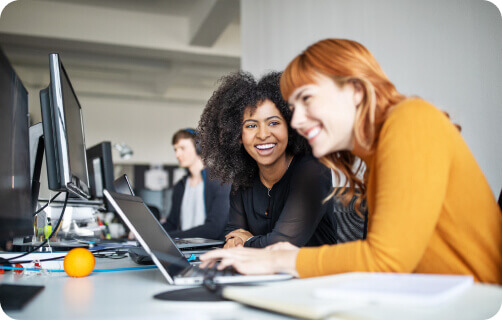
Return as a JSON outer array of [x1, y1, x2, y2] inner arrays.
[[64, 248, 95, 277]]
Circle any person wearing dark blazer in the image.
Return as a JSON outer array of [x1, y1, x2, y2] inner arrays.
[[162, 129, 231, 240]]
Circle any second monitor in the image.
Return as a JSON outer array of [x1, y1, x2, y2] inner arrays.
[[39, 53, 90, 199]]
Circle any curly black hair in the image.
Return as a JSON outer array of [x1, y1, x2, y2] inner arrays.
[[198, 71, 310, 190]]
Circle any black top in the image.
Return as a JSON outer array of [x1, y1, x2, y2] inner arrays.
[[162, 169, 231, 240], [225, 154, 337, 248]]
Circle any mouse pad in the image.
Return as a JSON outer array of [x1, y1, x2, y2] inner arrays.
[[153, 284, 257, 302], [154, 286, 226, 302]]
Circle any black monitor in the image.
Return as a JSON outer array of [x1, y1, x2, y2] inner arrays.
[[39, 53, 90, 199], [0, 47, 33, 241], [87, 141, 115, 209]]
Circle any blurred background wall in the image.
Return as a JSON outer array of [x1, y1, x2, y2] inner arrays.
[[241, 0, 502, 196]]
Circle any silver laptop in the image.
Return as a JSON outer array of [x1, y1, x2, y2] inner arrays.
[[173, 237, 224, 250], [113, 174, 135, 196], [103, 189, 292, 285]]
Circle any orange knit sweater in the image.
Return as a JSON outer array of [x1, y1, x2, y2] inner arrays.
[[296, 99, 502, 284]]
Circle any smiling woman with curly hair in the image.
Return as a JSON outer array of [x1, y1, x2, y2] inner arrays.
[[198, 71, 337, 248]]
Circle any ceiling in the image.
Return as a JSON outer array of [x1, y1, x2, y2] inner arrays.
[[0, 0, 241, 105]]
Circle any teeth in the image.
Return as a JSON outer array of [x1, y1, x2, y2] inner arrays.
[[308, 127, 321, 139], [256, 144, 276, 150]]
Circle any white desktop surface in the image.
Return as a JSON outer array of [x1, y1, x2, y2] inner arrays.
[[1, 256, 501, 320], [1, 257, 290, 320]]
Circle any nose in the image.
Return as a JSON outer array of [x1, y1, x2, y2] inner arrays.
[[257, 124, 270, 140], [290, 105, 306, 130]]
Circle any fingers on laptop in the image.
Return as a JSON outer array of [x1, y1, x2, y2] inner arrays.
[[265, 241, 298, 251], [199, 247, 268, 275]]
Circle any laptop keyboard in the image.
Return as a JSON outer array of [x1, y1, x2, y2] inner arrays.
[[181, 263, 239, 278], [174, 239, 194, 245]]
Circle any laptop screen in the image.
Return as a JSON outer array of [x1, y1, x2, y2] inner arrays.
[[108, 191, 190, 276]]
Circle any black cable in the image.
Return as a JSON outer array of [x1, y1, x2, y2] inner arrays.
[[33, 192, 62, 216], [2, 248, 130, 265], [2, 192, 69, 264]]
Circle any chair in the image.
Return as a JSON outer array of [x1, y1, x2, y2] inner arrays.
[[332, 188, 368, 244]]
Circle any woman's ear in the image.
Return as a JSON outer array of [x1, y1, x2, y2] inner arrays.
[[351, 80, 364, 107]]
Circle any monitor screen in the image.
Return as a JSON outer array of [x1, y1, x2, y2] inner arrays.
[[60, 64, 89, 194], [86, 141, 116, 211], [87, 141, 115, 199], [0, 47, 33, 241], [40, 53, 90, 199]]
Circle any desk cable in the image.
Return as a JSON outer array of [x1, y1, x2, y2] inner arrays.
[[1, 247, 130, 265], [32, 192, 62, 216], [0, 192, 69, 265]]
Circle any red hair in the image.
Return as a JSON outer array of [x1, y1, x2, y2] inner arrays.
[[280, 39, 405, 212]]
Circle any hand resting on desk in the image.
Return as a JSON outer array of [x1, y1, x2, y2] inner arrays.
[[200, 241, 300, 277], [224, 237, 244, 248], [224, 228, 253, 248]]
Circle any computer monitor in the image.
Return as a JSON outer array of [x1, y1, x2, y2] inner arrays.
[[0, 47, 33, 241], [87, 141, 115, 209], [39, 53, 90, 199]]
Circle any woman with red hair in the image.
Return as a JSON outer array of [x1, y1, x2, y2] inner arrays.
[[201, 39, 502, 284]]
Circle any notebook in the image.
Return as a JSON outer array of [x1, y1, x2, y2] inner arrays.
[[103, 189, 292, 285], [222, 272, 474, 319], [313, 272, 473, 305]]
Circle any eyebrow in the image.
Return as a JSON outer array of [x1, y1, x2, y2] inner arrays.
[[243, 115, 282, 125], [242, 119, 257, 125], [293, 88, 307, 102]]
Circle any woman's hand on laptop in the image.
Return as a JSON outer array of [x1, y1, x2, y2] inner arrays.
[[199, 246, 300, 277], [265, 241, 299, 251]]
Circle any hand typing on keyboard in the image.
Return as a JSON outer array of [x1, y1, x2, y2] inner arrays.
[[197, 261, 239, 277]]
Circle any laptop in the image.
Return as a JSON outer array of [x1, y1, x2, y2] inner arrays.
[[173, 238, 224, 250], [113, 175, 224, 250], [103, 189, 292, 285], [113, 174, 135, 196]]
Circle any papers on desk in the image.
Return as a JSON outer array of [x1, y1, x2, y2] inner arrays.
[[314, 273, 473, 306], [222, 272, 474, 320]]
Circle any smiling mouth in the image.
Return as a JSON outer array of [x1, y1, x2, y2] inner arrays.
[[255, 143, 276, 150], [254, 143, 277, 156], [306, 127, 321, 140]]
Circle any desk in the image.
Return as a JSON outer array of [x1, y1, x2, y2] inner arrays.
[[1, 256, 501, 320], [1, 257, 291, 320]]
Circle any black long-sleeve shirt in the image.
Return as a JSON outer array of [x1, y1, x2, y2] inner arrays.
[[225, 154, 337, 248], [163, 169, 231, 240]]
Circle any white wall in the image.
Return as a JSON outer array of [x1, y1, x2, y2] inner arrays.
[[80, 96, 204, 165], [241, 0, 502, 195], [26, 84, 204, 165]]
